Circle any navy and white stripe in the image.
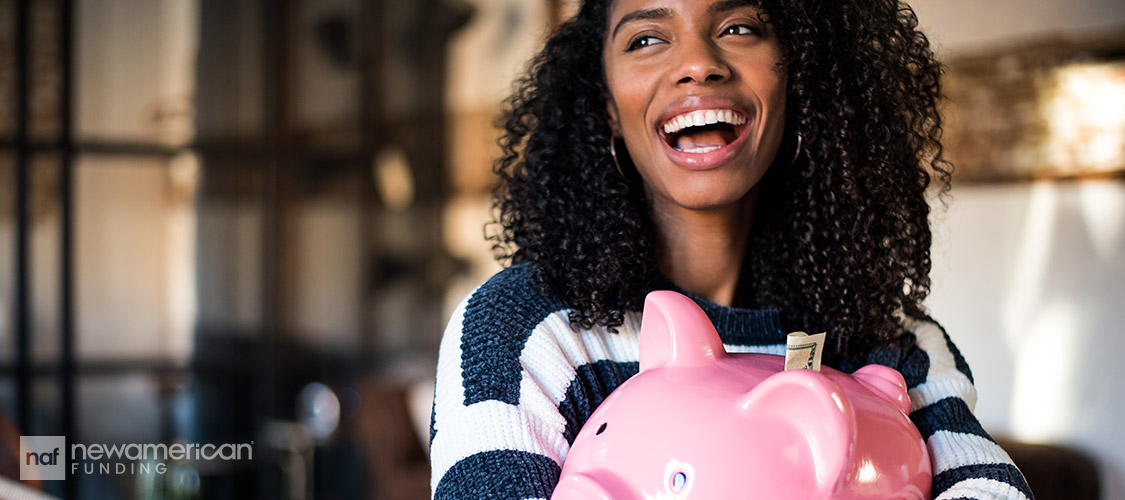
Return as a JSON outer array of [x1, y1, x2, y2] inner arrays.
[[900, 318, 1034, 499], [430, 265, 1032, 499], [430, 266, 646, 497], [459, 267, 566, 407]]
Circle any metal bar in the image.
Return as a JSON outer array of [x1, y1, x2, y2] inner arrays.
[[259, 0, 282, 421], [252, 0, 285, 495], [358, 0, 379, 360], [0, 139, 185, 156], [256, 1, 285, 496], [0, 139, 390, 164], [59, 0, 77, 496], [14, 0, 32, 436], [0, 359, 191, 378]]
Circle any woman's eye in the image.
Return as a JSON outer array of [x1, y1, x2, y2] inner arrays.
[[626, 35, 665, 51], [721, 24, 759, 37]]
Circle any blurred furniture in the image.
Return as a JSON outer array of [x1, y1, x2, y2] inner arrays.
[[997, 437, 1100, 500], [357, 380, 430, 500]]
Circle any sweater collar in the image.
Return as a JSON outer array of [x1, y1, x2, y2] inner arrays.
[[651, 278, 788, 346]]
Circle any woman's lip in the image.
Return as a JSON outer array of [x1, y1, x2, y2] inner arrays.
[[658, 121, 751, 170], [651, 95, 755, 170]]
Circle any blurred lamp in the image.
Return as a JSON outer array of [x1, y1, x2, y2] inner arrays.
[[298, 382, 341, 441]]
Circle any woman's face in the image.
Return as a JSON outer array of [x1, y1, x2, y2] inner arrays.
[[603, 0, 786, 212]]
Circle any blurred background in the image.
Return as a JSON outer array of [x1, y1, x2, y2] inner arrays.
[[0, 0, 1121, 499]]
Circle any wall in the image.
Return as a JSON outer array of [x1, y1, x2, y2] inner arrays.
[[929, 181, 1125, 498], [911, 0, 1125, 55], [909, 1, 1125, 497]]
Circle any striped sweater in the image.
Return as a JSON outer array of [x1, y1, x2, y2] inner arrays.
[[430, 265, 1033, 499]]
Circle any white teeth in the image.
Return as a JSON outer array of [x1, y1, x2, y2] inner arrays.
[[682, 145, 721, 154], [661, 109, 748, 135]]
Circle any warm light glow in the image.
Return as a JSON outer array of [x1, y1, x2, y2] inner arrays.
[[373, 148, 416, 211], [1001, 181, 1056, 340], [168, 152, 200, 197], [1045, 63, 1125, 176], [998, 181, 1082, 442], [1009, 301, 1081, 443]]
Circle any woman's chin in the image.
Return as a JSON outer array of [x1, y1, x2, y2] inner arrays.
[[644, 168, 762, 213], [658, 187, 755, 213]]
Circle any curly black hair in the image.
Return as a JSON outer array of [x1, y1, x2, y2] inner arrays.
[[489, 0, 950, 364]]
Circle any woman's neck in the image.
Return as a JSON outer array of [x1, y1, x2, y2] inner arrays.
[[652, 189, 758, 307]]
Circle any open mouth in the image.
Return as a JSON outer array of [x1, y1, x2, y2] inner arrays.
[[659, 109, 748, 154]]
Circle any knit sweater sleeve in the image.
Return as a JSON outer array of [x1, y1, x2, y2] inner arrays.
[[428, 266, 597, 500], [885, 318, 1035, 500]]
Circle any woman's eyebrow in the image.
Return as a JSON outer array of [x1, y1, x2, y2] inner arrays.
[[710, 0, 760, 15], [611, 2, 760, 40], [611, 8, 672, 39]]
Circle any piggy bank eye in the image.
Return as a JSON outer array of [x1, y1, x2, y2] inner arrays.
[[670, 470, 688, 493], [595, 422, 607, 435]]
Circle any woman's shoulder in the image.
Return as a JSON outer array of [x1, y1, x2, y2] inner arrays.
[[457, 263, 569, 328], [864, 315, 974, 389], [441, 264, 607, 408], [447, 264, 573, 369]]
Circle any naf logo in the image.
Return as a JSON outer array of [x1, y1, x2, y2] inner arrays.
[[19, 436, 66, 481]]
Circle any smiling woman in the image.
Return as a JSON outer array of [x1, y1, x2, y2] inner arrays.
[[429, 0, 1035, 499], [604, 0, 786, 215]]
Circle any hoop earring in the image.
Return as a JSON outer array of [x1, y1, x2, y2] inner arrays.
[[610, 137, 626, 179], [791, 134, 803, 164]]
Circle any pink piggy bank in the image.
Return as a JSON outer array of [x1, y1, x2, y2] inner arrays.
[[553, 291, 931, 500]]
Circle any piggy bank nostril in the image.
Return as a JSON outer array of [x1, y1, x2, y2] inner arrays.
[[596, 422, 608, 435], [671, 471, 688, 492]]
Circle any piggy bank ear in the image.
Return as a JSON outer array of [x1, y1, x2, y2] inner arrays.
[[639, 291, 726, 372], [738, 371, 857, 495], [851, 364, 912, 414]]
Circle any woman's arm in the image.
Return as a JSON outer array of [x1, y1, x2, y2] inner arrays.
[[429, 275, 568, 499], [879, 318, 1035, 500], [428, 265, 640, 500]]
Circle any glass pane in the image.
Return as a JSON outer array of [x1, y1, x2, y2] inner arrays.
[[78, 374, 165, 446], [194, 156, 263, 335], [289, 162, 364, 351], [76, 0, 198, 145], [30, 153, 60, 364], [29, 0, 62, 142], [0, 153, 59, 364], [0, 0, 13, 141], [76, 373, 176, 500], [75, 154, 197, 362], [195, 0, 263, 142], [290, 0, 362, 149], [29, 375, 59, 436]]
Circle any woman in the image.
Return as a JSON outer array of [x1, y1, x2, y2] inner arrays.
[[430, 0, 1034, 498]]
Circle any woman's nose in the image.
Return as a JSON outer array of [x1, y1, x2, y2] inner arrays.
[[673, 38, 731, 85]]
